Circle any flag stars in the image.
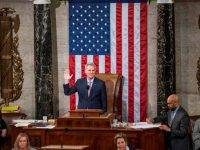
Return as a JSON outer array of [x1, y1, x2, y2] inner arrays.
[[69, 3, 110, 55]]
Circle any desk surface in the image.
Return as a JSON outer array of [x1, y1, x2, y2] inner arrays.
[[40, 145, 89, 150]]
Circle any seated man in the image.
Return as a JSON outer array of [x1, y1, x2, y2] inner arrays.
[[0, 111, 7, 150], [192, 118, 200, 150], [63, 63, 107, 112]]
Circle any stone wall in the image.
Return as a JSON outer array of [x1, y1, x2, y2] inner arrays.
[[175, 2, 200, 116]]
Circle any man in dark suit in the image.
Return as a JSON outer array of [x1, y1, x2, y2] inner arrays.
[[63, 63, 107, 112], [146, 94, 191, 150]]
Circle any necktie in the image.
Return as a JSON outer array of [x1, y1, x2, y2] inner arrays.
[[88, 80, 92, 96]]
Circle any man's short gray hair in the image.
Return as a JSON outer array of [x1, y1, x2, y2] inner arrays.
[[85, 62, 96, 69]]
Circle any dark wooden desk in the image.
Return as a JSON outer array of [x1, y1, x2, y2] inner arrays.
[[40, 145, 89, 150], [9, 125, 165, 150]]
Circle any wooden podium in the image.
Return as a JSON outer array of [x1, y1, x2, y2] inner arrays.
[[56, 109, 113, 128], [68, 109, 103, 117]]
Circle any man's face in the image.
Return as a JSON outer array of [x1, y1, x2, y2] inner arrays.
[[85, 65, 96, 79], [167, 98, 176, 111]]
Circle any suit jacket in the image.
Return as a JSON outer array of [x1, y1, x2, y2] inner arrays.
[[63, 77, 107, 111], [192, 118, 200, 150], [154, 106, 191, 150]]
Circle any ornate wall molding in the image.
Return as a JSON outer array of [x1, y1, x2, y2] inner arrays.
[[0, 8, 24, 106]]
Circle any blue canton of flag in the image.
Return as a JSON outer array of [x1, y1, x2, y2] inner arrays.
[[69, 2, 110, 55]]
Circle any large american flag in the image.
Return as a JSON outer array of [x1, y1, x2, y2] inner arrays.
[[68, 0, 147, 122]]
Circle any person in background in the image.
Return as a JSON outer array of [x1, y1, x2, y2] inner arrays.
[[114, 133, 130, 150], [192, 118, 200, 150], [146, 94, 191, 150], [63, 62, 107, 112], [0, 110, 7, 150], [13, 133, 36, 150]]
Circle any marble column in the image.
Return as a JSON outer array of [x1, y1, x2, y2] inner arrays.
[[34, 0, 54, 119], [157, 4, 176, 116]]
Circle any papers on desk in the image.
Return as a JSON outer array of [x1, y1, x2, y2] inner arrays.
[[13, 119, 43, 127], [129, 122, 161, 129], [12, 119, 55, 128]]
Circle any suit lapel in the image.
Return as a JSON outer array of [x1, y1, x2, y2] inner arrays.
[[83, 78, 89, 98], [170, 107, 181, 127]]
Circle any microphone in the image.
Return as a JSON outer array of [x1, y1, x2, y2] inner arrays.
[[86, 85, 90, 90]]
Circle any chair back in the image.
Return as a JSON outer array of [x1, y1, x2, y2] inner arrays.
[[95, 73, 122, 114]]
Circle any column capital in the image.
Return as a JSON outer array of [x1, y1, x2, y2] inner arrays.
[[34, 0, 51, 4]]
